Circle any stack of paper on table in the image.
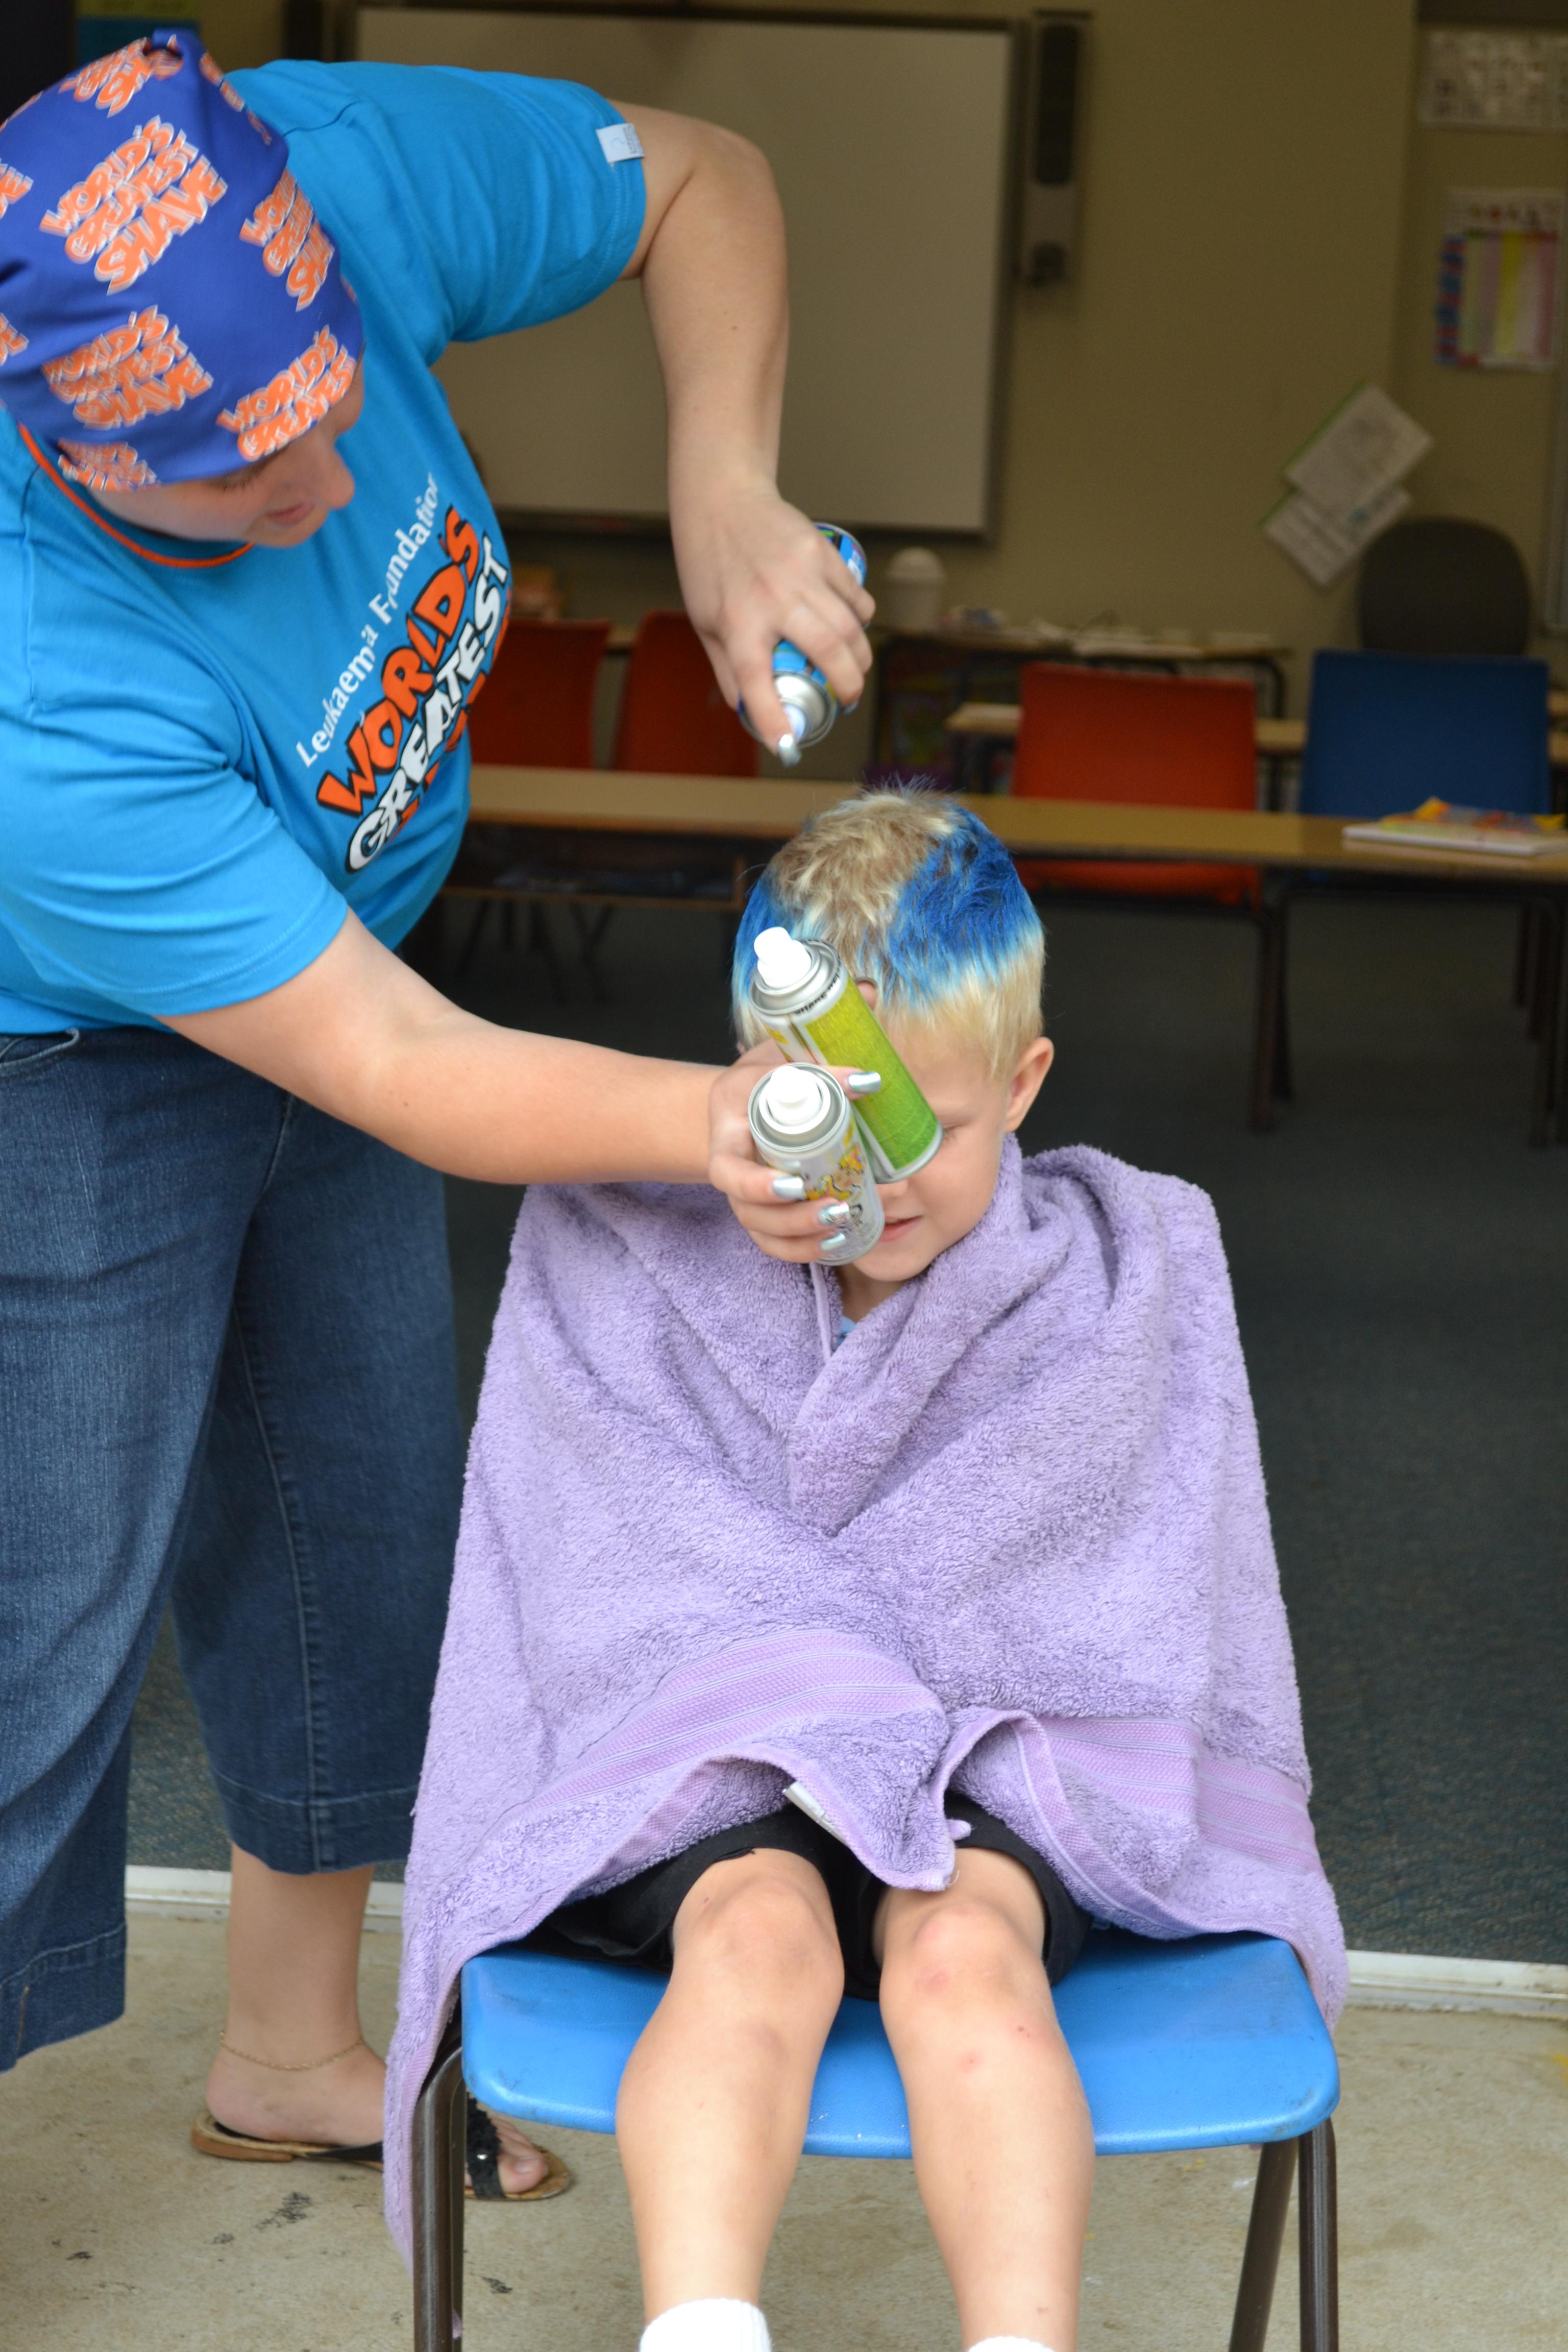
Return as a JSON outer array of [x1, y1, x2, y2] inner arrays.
[[1343, 798, 1568, 858]]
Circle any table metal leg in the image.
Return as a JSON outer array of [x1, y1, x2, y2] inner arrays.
[[1227, 2137, 1296, 2352]]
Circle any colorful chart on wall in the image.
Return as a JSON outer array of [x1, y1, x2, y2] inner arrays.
[[1436, 190, 1563, 371]]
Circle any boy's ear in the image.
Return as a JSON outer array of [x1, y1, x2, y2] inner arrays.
[[1004, 1036, 1055, 1133]]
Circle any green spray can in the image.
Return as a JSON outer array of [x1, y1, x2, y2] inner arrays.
[[749, 927, 943, 1180]]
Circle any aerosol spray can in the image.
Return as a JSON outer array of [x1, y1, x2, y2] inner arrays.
[[748, 1064, 885, 1261], [741, 525, 868, 766], [749, 927, 942, 1181]]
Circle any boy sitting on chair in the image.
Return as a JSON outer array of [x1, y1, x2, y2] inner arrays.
[[388, 794, 1343, 2352]]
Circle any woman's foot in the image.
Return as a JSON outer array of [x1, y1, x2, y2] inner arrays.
[[204, 2040, 552, 2193]]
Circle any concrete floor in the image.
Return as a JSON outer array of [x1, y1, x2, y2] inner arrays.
[[2, 1917, 1565, 2350]]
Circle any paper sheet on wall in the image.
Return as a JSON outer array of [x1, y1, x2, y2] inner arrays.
[[1262, 483, 1411, 592], [1282, 385, 1433, 523], [1436, 190, 1562, 370], [1262, 385, 1430, 590]]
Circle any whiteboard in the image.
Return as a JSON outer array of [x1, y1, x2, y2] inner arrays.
[[355, 7, 1017, 532]]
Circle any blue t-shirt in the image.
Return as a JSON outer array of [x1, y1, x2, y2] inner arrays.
[[0, 62, 644, 1031]]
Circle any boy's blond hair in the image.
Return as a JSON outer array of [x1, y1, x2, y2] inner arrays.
[[732, 791, 1044, 1076]]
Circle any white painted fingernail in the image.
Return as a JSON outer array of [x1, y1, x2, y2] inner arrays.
[[771, 1174, 806, 1200], [844, 1069, 882, 1096], [817, 1202, 852, 1227], [776, 733, 801, 767]]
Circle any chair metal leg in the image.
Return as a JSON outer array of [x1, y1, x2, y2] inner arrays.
[[1248, 886, 1289, 1132], [527, 904, 569, 1004], [569, 904, 615, 1006], [412, 2036, 466, 2352], [452, 902, 489, 983], [1227, 2138, 1296, 2352], [1271, 938, 1293, 1102], [1528, 895, 1565, 1146], [399, 900, 445, 984], [1298, 2120, 1339, 2352]]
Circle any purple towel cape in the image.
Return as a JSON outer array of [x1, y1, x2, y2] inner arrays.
[[385, 1143, 1344, 2254]]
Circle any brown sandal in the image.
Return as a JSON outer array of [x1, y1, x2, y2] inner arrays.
[[191, 2095, 574, 2201]]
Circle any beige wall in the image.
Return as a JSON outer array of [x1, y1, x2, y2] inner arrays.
[[180, 0, 283, 71], [196, 1, 1422, 725], [1391, 115, 1568, 643]]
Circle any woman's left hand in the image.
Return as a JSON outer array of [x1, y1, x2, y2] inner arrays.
[[674, 476, 875, 755]]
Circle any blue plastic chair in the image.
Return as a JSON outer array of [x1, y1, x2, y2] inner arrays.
[[1254, 648, 1561, 1141], [411, 1928, 1339, 2352], [1298, 648, 1550, 822]]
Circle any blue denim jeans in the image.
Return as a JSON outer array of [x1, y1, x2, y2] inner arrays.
[[0, 1026, 463, 2067]]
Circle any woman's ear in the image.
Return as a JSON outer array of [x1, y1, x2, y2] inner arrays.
[[1004, 1036, 1055, 1133], [854, 977, 879, 1008]]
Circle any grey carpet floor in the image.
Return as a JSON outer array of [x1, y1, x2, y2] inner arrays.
[[129, 889, 1568, 1962]]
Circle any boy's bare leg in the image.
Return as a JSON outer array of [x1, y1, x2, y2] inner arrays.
[[876, 1848, 1093, 2352], [617, 1848, 845, 2316], [204, 1846, 549, 2192]]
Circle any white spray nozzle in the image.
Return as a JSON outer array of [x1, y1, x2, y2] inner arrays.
[[757, 1064, 834, 1134], [753, 926, 815, 993]]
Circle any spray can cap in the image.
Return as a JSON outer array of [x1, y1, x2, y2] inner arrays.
[[753, 927, 816, 992], [757, 1064, 836, 1134]]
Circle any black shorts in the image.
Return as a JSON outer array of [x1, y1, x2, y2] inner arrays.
[[526, 1799, 1089, 2002]]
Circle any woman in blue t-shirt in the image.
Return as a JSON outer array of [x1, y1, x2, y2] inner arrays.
[[0, 36, 871, 2192]]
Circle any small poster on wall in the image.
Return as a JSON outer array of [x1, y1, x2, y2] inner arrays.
[[1436, 190, 1563, 370]]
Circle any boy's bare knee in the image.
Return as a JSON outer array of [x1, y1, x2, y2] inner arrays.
[[673, 1851, 843, 2002], [880, 1895, 1048, 2026]]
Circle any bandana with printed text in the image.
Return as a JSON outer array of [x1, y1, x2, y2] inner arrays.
[[0, 31, 361, 490]]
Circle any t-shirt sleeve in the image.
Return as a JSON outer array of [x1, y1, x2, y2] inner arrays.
[[236, 61, 647, 366], [0, 689, 347, 1020]]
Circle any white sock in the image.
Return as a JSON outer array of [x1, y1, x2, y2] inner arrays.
[[640, 2301, 771, 2352], [967, 2338, 1060, 2352]]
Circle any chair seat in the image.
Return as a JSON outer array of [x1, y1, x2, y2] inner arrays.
[[461, 1927, 1337, 2161]]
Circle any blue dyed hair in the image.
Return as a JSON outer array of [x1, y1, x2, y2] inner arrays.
[[732, 791, 1044, 1071]]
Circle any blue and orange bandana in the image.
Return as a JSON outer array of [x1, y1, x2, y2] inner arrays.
[[0, 32, 361, 492]]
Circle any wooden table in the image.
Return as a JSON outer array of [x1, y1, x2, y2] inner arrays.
[[468, 763, 1568, 877], [463, 764, 1568, 1143]]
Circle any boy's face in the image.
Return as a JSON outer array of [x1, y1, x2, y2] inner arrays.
[[835, 1016, 1054, 1316]]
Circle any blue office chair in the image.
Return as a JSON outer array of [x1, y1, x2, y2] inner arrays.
[[411, 1929, 1339, 2352]]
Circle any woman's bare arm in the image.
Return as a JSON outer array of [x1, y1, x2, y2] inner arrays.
[[164, 913, 831, 1262], [615, 103, 874, 750]]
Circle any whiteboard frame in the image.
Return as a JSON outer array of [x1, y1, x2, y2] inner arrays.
[[352, 2, 1024, 540]]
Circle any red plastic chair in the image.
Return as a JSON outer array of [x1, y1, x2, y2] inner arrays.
[[1012, 665, 1259, 904], [612, 610, 758, 776], [1011, 665, 1286, 1128], [465, 617, 610, 768]]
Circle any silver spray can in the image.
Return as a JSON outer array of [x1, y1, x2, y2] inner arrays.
[[747, 1063, 885, 1262], [741, 525, 868, 765]]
